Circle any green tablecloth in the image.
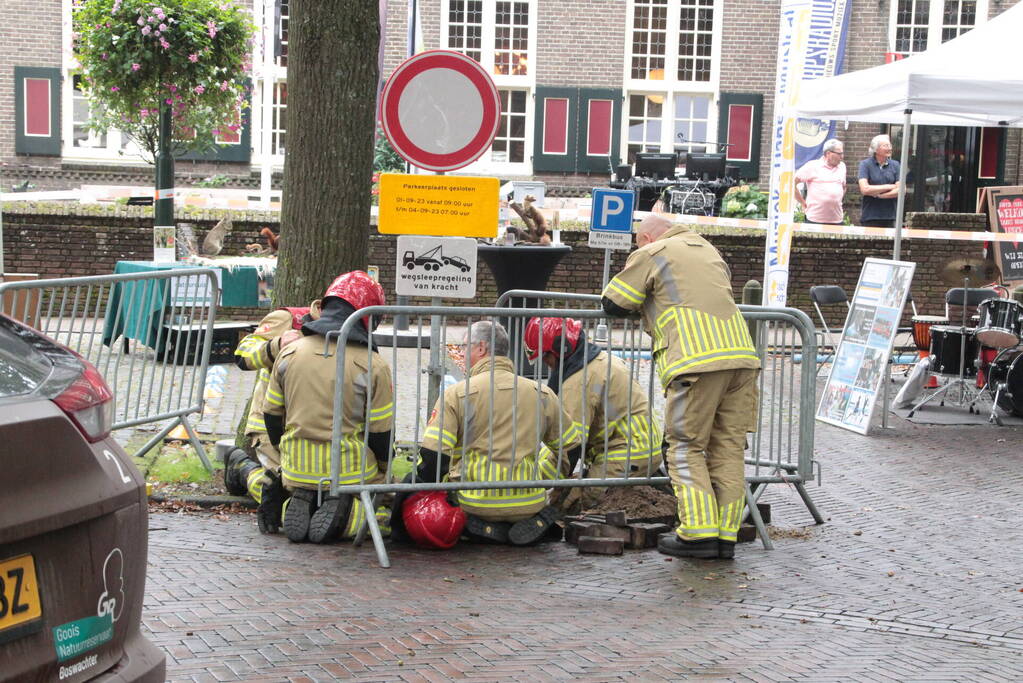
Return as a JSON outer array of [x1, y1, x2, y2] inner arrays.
[[102, 260, 267, 350]]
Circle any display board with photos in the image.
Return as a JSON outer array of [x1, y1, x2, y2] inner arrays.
[[816, 258, 916, 435]]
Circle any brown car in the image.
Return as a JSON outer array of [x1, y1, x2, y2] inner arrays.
[[0, 314, 165, 681]]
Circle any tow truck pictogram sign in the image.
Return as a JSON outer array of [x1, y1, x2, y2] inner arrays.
[[396, 236, 477, 298]]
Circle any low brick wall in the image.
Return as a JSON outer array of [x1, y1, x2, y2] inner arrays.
[[2, 203, 988, 330]]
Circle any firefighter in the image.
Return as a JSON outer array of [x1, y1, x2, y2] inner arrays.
[[223, 302, 320, 534], [524, 316, 663, 512], [262, 271, 394, 544], [602, 214, 760, 560], [412, 320, 584, 546]]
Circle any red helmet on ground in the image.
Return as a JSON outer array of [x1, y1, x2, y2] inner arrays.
[[323, 271, 386, 329], [524, 317, 583, 361], [402, 491, 466, 550]]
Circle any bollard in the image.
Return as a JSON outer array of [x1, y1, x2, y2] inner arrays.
[[742, 279, 762, 347], [1013, 285, 1023, 306]]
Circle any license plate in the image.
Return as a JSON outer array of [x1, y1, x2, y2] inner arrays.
[[0, 554, 43, 641]]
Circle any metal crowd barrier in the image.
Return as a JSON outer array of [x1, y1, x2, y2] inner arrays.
[[313, 296, 819, 568], [0, 269, 219, 470]]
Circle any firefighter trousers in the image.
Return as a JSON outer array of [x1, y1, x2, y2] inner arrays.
[[244, 435, 282, 503], [662, 368, 759, 542]]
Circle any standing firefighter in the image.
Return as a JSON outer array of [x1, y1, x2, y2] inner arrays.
[[263, 271, 395, 544], [224, 302, 319, 533], [524, 316, 662, 512], [602, 214, 760, 560], [413, 321, 584, 546]]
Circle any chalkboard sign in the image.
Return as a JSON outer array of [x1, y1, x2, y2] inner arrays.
[[986, 186, 1023, 285]]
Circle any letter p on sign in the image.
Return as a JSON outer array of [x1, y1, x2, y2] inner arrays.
[[590, 188, 636, 234]]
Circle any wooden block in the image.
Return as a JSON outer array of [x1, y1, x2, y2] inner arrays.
[[565, 522, 600, 545], [604, 510, 628, 527], [577, 536, 625, 555], [626, 522, 671, 549], [742, 503, 771, 525], [592, 524, 632, 542], [737, 524, 758, 543]]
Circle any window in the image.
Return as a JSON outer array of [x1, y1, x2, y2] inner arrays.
[[442, 0, 536, 172], [624, 0, 722, 164], [891, 0, 987, 56]]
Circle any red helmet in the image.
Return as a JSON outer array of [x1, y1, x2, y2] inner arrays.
[[278, 306, 311, 330], [323, 271, 386, 330], [524, 317, 582, 361], [402, 491, 466, 550]]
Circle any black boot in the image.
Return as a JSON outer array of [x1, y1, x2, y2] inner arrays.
[[283, 488, 318, 543], [463, 515, 511, 544], [718, 540, 736, 559], [257, 473, 286, 534], [223, 447, 253, 496], [308, 494, 353, 544], [657, 533, 719, 559], [508, 505, 560, 546]]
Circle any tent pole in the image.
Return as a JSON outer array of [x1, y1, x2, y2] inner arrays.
[[892, 109, 912, 261]]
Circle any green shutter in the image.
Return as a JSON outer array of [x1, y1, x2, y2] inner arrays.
[[532, 87, 578, 172], [14, 66, 61, 156], [717, 92, 762, 180], [575, 88, 622, 174]]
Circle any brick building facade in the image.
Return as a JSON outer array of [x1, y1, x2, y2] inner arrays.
[[2, 0, 1020, 206]]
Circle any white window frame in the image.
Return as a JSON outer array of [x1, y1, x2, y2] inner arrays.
[[621, 0, 724, 165], [441, 0, 537, 175], [252, 0, 287, 168], [61, 0, 147, 164], [888, 0, 989, 56]]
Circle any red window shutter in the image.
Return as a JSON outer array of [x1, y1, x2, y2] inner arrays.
[[542, 98, 570, 155], [586, 99, 613, 156]]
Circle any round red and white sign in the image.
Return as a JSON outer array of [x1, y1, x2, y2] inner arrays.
[[380, 50, 501, 172]]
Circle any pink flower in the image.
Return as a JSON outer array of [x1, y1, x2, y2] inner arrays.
[[141, 25, 151, 35], [194, 85, 205, 94], [168, 84, 177, 92], [147, 15, 155, 23], [188, 53, 198, 62], [220, 80, 229, 91], [165, 98, 173, 104], [110, 86, 119, 92], [158, 23, 167, 31], [140, 108, 149, 116], [101, 53, 108, 60], [207, 20, 217, 38], [131, 62, 141, 71], [159, 37, 170, 49], [137, 17, 144, 25], [211, 129, 221, 136]]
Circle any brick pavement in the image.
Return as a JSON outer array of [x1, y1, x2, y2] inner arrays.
[[143, 400, 1023, 681]]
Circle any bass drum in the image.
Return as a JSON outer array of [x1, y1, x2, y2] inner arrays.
[[987, 349, 1023, 417]]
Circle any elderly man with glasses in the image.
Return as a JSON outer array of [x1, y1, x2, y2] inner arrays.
[[794, 138, 847, 226]]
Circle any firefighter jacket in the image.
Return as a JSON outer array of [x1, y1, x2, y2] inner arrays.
[[235, 310, 295, 436], [602, 225, 759, 388], [557, 350, 661, 472], [263, 335, 393, 489], [421, 355, 582, 517]]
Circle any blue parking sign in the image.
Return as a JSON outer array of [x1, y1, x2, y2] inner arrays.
[[590, 188, 636, 233]]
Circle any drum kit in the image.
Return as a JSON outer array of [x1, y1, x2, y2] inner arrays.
[[908, 258, 1023, 425]]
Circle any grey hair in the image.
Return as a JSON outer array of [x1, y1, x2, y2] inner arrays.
[[822, 138, 843, 153], [466, 320, 509, 357], [869, 134, 891, 154]]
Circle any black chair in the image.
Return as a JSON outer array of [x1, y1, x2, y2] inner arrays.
[[809, 285, 849, 372], [945, 287, 998, 316]]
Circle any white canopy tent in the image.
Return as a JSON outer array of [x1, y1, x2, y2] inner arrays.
[[793, 0, 1023, 259]]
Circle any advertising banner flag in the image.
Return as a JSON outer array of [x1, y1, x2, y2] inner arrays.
[[793, 0, 853, 170], [764, 0, 812, 307]]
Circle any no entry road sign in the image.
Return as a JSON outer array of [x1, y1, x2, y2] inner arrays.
[[381, 50, 501, 172]]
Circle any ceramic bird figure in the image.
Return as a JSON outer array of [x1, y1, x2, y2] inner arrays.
[[201, 216, 232, 256]]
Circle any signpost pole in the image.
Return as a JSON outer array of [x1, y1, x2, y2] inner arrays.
[[601, 249, 612, 289]]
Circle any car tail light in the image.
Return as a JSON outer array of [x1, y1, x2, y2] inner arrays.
[[52, 362, 115, 442]]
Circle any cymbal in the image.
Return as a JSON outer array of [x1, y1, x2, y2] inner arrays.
[[938, 257, 1000, 288]]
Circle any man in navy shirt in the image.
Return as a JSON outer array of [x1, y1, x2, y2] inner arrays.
[[857, 134, 902, 227]]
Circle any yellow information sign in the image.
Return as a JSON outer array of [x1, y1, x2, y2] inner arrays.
[[378, 173, 499, 237]]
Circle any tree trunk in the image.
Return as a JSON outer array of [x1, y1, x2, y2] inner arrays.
[[274, 0, 380, 306]]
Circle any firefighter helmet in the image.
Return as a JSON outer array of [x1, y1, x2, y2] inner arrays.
[[322, 271, 386, 330], [524, 317, 583, 361], [402, 491, 466, 550]]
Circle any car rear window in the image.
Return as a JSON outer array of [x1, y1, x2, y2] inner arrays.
[[0, 323, 53, 398]]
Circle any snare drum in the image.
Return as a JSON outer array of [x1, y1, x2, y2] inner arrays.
[[975, 298, 1023, 349], [929, 326, 980, 377], [987, 349, 1023, 416], [911, 315, 949, 353]]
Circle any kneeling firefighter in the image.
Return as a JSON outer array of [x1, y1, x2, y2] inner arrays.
[[524, 316, 665, 513], [262, 271, 395, 544], [224, 301, 321, 533]]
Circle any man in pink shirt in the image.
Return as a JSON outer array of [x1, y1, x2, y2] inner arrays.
[[794, 139, 847, 225]]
